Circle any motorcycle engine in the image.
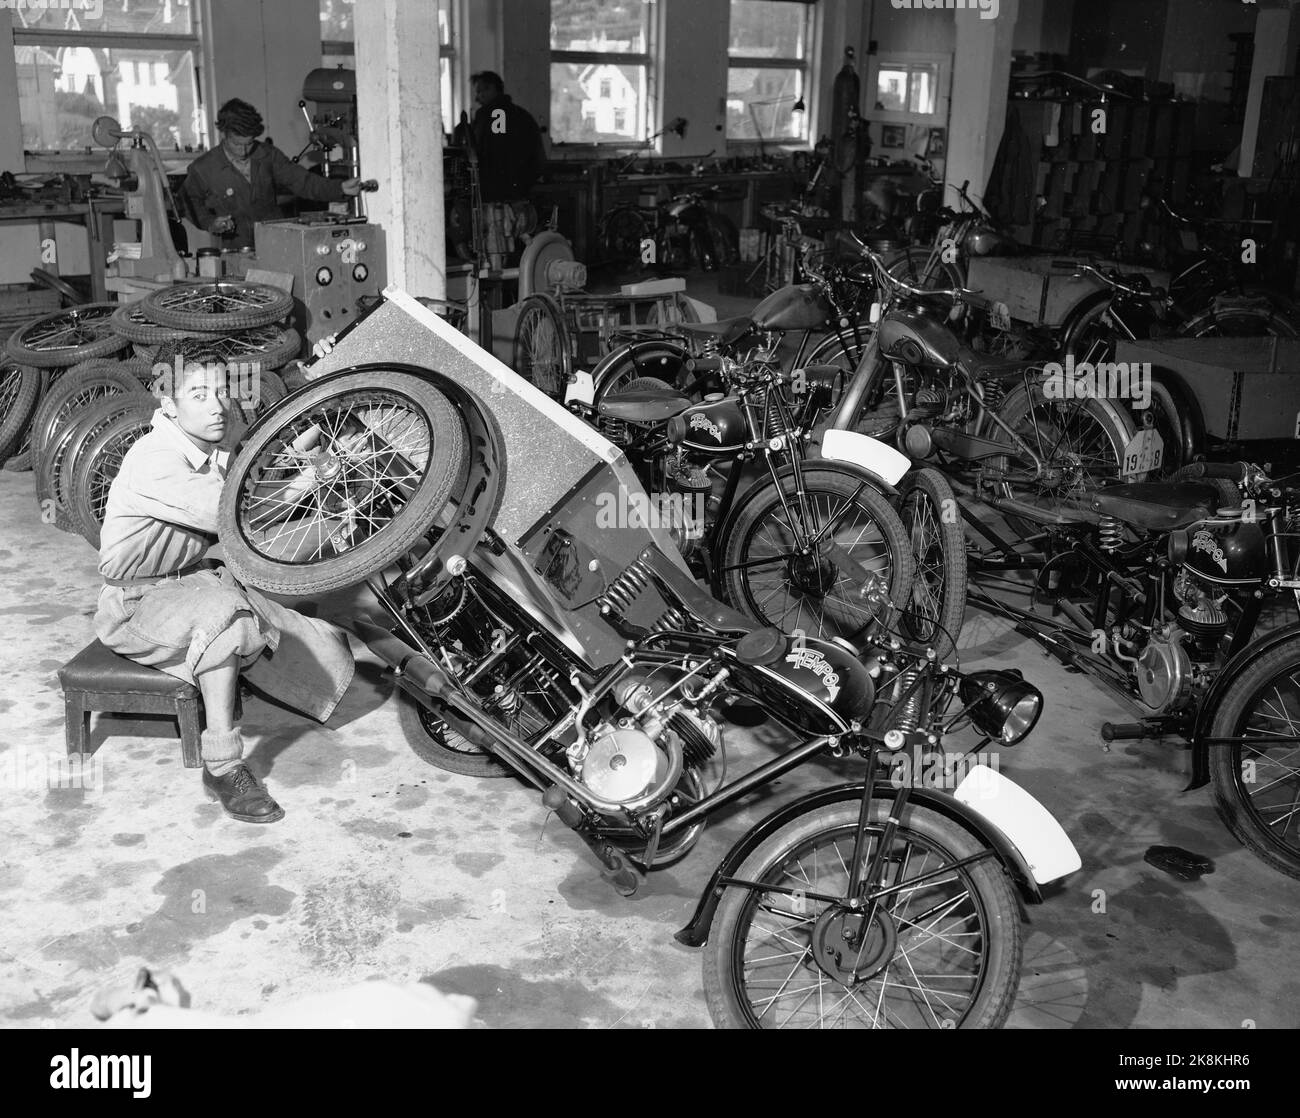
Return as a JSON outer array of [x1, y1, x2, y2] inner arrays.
[[1134, 627, 1193, 712], [569, 678, 721, 806], [1173, 570, 1230, 659]]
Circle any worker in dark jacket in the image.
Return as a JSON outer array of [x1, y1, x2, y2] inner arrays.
[[470, 71, 545, 203], [182, 98, 366, 250]]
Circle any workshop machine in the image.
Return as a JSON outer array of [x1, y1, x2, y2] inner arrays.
[[90, 114, 183, 280], [253, 214, 386, 345]]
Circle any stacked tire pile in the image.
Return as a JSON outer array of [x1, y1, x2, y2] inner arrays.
[[0, 280, 300, 547]]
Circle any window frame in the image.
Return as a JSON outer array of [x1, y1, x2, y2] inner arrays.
[[725, 0, 819, 147], [548, 0, 658, 147], [12, 6, 208, 155], [320, 0, 462, 123], [865, 52, 952, 127]]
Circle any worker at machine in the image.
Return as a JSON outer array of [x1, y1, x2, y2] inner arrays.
[[182, 98, 369, 251], [469, 71, 546, 271]]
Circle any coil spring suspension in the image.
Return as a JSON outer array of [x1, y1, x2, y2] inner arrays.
[[980, 380, 1005, 413], [652, 605, 689, 633], [599, 559, 652, 615], [892, 669, 924, 734], [1098, 514, 1122, 552]]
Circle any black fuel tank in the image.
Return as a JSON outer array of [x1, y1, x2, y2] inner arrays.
[[752, 284, 833, 331], [667, 396, 747, 453]]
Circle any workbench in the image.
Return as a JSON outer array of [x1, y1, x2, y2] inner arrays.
[[0, 197, 126, 303]]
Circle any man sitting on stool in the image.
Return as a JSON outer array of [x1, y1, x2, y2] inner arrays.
[[95, 356, 354, 823]]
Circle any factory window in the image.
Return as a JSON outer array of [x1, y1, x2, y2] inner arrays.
[[875, 61, 941, 116], [549, 0, 656, 144], [320, 0, 461, 125], [726, 0, 815, 143], [12, 0, 207, 152]]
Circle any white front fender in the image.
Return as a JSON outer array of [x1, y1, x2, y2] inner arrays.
[[954, 765, 1081, 885], [820, 428, 911, 487]]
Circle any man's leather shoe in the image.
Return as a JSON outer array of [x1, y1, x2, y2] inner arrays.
[[202, 764, 285, 823]]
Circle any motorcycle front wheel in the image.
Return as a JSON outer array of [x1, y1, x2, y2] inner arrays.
[[217, 370, 468, 595], [897, 468, 968, 659], [717, 465, 913, 642], [1205, 639, 1300, 879], [702, 799, 1023, 1029]]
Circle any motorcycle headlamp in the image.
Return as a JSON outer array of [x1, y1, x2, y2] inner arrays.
[[959, 669, 1042, 745]]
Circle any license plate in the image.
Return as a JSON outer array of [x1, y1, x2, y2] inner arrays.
[[1122, 429, 1164, 477]]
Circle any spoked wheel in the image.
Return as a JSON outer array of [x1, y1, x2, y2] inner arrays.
[[217, 370, 468, 595], [141, 281, 293, 333], [110, 301, 208, 345], [30, 364, 147, 495], [1206, 641, 1300, 879], [5, 303, 126, 367], [703, 799, 1023, 1029], [69, 409, 155, 547], [987, 380, 1138, 539], [512, 294, 571, 399], [718, 465, 914, 642], [172, 325, 302, 371], [0, 362, 44, 464], [897, 469, 968, 659], [48, 395, 155, 524]]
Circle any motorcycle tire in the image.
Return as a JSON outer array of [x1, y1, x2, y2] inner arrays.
[[1205, 639, 1300, 880], [31, 365, 148, 500], [0, 362, 44, 464], [5, 303, 127, 368], [702, 799, 1023, 1029], [987, 380, 1138, 540], [396, 691, 513, 779], [602, 207, 650, 273], [718, 465, 913, 642], [897, 468, 968, 659], [68, 407, 155, 547], [217, 371, 468, 596], [140, 281, 293, 333], [48, 395, 153, 524]]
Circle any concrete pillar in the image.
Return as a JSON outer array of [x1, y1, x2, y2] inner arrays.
[[1238, 6, 1300, 178], [0, 9, 21, 169], [946, 0, 1019, 207], [353, 0, 446, 299]]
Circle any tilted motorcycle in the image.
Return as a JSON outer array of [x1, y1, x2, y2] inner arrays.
[[212, 290, 1081, 1027]]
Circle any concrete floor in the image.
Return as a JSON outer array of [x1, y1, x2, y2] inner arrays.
[[2, 281, 1299, 1028]]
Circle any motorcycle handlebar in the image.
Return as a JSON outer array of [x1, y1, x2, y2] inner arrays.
[[850, 234, 974, 302], [1171, 461, 1249, 483]]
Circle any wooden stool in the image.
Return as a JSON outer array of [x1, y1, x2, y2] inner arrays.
[[58, 640, 205, 768]]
